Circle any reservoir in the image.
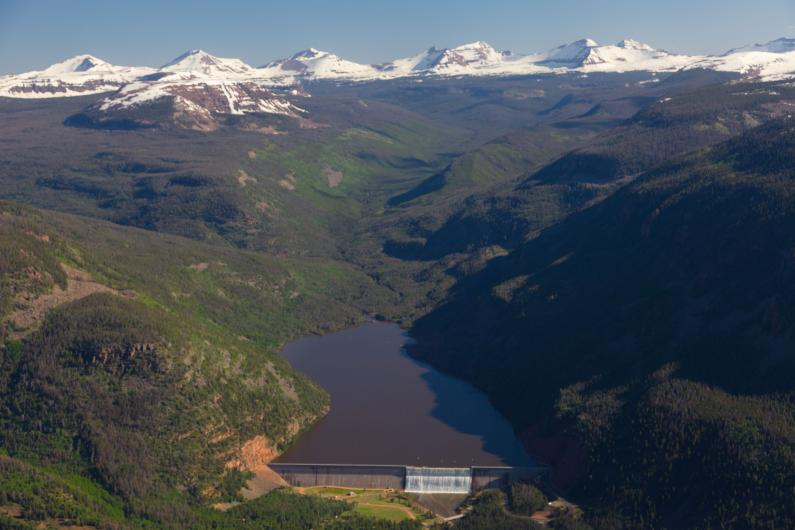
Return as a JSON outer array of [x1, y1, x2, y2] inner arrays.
[[275, 322, 534, 467]]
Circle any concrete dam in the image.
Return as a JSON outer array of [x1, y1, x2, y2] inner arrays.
[[269, 463, 547, 494]]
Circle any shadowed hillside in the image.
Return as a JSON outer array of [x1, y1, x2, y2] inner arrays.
[[411, 117, 795, 528]]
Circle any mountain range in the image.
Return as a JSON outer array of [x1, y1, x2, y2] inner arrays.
[[2, 37, 795, 104]]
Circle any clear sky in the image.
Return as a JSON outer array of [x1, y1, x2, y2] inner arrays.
[[1, 0, 793, 74]]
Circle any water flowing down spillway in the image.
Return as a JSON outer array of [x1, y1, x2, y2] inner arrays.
[[404, 467, 472, 494]]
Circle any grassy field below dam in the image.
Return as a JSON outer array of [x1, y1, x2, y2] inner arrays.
[[297, 486, 445, 524]]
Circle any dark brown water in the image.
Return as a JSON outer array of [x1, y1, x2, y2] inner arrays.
[[275, 322, 535, 466]]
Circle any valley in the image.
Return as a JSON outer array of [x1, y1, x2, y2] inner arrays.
[[2, 31, 795, 529]]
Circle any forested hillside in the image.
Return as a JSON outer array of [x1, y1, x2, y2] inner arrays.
[[0, 203, 401, 527], [411, 114, 795, 528]]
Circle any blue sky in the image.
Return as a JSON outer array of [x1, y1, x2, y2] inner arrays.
[[0, 0, 793, 74]]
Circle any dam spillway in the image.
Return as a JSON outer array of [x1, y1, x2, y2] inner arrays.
[[269, 463, 548, 493], [405, 466, 472, 494]]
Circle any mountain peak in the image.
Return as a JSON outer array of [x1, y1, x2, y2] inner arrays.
[[453, 40, 495, 51], [541, 39, 600, 65], [769, 37, 795, 47], [727, 37, 795, 55], [291, 48, 331, 60], [431, 40, 504, 71], [575, 38, 599, 47], [617, 39, 654, 51], [163, 49, 213, 67], [42, 54, 110, 74], [162, 50, 253, 76], [73, 56, 103, 72]]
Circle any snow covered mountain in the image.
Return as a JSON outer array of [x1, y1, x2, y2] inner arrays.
[[79, 50, 306, 130], [534, 38, 702, 72], [161, 49, 256, 76], [536, 38, 602, 65], [412, 41, 510, 75], [3, 37, 795, 104], [0, 55, 154, 98], [377, 41, 527, 78], [684, 38, 795, 81], [379, 47, 447, 76], [260, 48, 382, 81]]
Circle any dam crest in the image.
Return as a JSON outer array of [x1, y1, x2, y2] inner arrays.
[[269, 463, 547, 494]]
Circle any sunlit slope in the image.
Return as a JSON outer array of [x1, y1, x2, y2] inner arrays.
[[0, 202, 396, 527]]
